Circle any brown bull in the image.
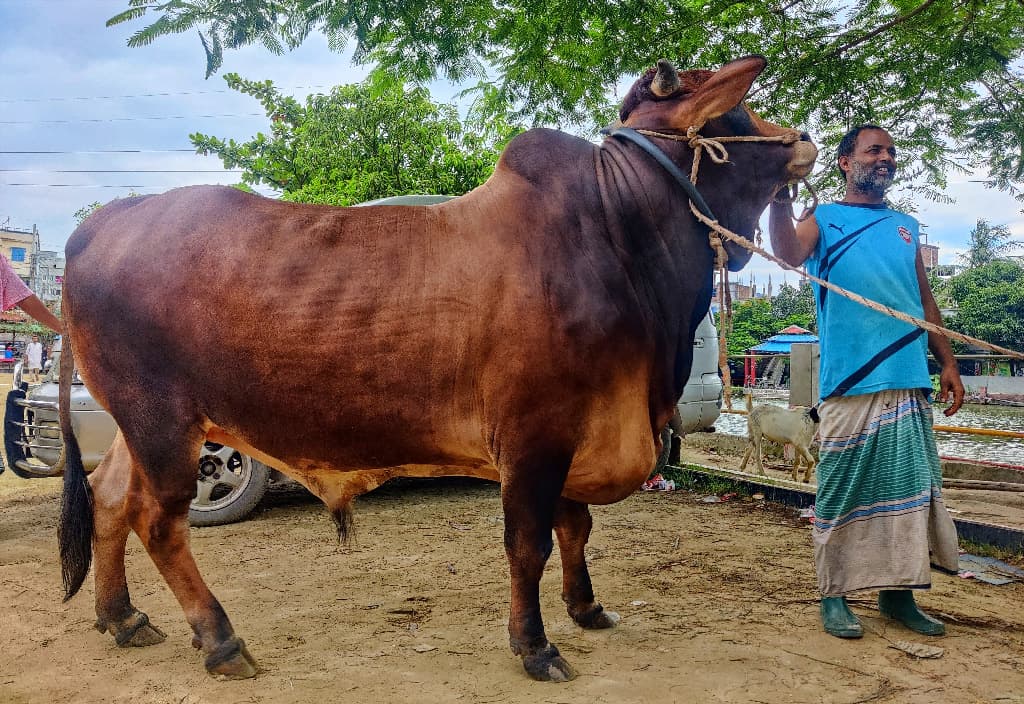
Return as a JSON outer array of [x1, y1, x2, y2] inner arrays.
[[58, 56, 816, 682]]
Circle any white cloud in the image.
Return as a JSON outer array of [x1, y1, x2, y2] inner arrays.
[[2, 0, 1022, 269]]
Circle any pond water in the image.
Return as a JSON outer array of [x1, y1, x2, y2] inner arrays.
[[716, 394, 1024, 466]]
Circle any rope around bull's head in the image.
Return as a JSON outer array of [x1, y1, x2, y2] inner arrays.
[[631, 125, 826, 403], [634, 125, 818, 269], [670, 129, 1023, 359], [627, 126, 1024, 375]]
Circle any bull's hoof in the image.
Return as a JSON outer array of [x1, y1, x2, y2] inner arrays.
[[95, 610, 167, 647], [585, 609, 620, 629], [522, 644, 577, 682], [570, 603, 621, 630], [205, 636, 258, 680], [123, 623, 168, 647]]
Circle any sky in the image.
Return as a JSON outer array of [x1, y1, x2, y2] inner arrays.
[[2, 0, 1023, 289]]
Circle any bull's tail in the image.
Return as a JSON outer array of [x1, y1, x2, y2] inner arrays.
[[58, 328, 93, 601]]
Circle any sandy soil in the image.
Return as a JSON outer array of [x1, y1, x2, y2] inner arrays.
[[2, 468, 1023, 704]]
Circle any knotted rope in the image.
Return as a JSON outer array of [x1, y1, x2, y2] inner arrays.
[[635, 125, 825, 403], [625, 126, 1023, 414], [637, 125, 1024, 360], [693, 202, 1024, 359]]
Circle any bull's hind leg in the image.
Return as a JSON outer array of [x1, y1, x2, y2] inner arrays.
[[501, 451, 576, 682], [554, 498, 619, 629], [116, 410, 257, 679], [90, 432, 167, 647]]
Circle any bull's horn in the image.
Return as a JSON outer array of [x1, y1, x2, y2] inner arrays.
[[650, 59, 680, 97]]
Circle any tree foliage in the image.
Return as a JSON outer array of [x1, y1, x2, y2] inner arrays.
[[190, 70, 519, 205], [109, 1, 1024, 204], [946, 260, 1024, 352], [720, 299, 775, 357], [73, 202, 102, 227], [717, 283, 816, 357], [770, 281, 817, 332], [958, 218, 1022, 269], [73, 192, 143, 228], [0, 321, 51, 336]]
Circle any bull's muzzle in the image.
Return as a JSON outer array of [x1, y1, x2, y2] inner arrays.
[[787, 139, 818, 180]]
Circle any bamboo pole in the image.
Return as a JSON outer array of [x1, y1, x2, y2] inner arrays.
[[942, 479, 1024, 492], [933, 425, 1024, 439], [721, 409, 1024, 439]]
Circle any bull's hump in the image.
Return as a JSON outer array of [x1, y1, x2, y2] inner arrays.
[[496, 128, 594, 186]]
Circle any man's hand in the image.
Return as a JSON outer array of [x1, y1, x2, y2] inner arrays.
[[768, 193, 819, 268], [936, 363, 964, 416]]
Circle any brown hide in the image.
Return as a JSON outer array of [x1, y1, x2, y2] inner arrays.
[[66, 59, 813, 508], [68, 158, 660, 506], [60, 56, 815, 681]]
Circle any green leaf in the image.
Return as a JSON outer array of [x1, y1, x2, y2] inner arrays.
[[107, 0, 1024, 199], [188, 73, 521, 205]]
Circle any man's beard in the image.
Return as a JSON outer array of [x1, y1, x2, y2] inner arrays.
[[848, 158, 894, 196]]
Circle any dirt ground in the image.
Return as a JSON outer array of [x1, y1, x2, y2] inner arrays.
[[2, 465, 1023, 704]]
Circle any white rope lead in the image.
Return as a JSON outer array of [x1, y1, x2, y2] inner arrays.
[[691, 202, 1024, 360], [633, 125, 1023, 361]]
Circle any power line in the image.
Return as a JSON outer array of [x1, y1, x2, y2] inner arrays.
[[0, 85, 330, 104], [1, 113, 264, 125], [1, 184, 172, 188], [0, 170, 242, 174], [0, 149, 198, 154]]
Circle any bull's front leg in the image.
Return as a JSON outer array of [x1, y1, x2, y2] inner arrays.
[[500, 454, 576, 682], [554, 498, 620, 629]]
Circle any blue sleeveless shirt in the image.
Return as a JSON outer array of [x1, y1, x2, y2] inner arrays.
[[806, 202, 931, 401]]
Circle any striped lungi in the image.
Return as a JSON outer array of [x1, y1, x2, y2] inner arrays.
[[813, 388, 959, 596]]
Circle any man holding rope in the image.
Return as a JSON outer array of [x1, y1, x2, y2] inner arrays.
[[769, 125, 965, 639]]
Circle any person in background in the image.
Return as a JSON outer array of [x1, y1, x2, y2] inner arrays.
[[0, 252, 62, 336], [769, 124, 964, 640], [25, 333, 43, 383]]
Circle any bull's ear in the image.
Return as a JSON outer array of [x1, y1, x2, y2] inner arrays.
[[688, 55, 767, 124]]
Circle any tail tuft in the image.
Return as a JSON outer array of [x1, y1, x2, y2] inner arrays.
[[331, 504, 355, 545], [58, 434, 94, 600], [57, 328, 94, 601]]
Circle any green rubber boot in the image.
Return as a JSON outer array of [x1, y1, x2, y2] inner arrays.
[[820, 596, 863, 638], [877, 590, 945, 636]]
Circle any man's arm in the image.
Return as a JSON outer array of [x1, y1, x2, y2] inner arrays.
[[768, 194, 819, 267], [916, 251, 963, 416], [17, 295, 63, 334]]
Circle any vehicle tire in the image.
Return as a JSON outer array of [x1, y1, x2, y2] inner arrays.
[[189, 443, 270, 527]]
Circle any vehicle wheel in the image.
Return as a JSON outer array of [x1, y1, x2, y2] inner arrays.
[[189, 443, 270, 527]]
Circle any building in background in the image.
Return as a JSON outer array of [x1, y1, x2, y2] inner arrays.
[[920, 242, 939, 271], [32, 250, 65, 304], [0, 222, 39, 284], [710, 271, 773, 314], [0, 222, 66, 305]]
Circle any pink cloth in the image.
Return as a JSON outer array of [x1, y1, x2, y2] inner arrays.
[[0, 254, 33, 311]]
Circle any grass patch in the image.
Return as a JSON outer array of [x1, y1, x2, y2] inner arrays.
[[959, 539, 1024, 565], [659, 463, 750, 497]]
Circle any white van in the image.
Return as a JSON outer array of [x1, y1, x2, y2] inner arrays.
[[653, 311, 723, 472], [676, 312, 724, 434]]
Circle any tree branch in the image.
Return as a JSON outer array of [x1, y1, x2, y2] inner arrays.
[[827, 0, 943, 58], [751, 0, 953, 98]]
